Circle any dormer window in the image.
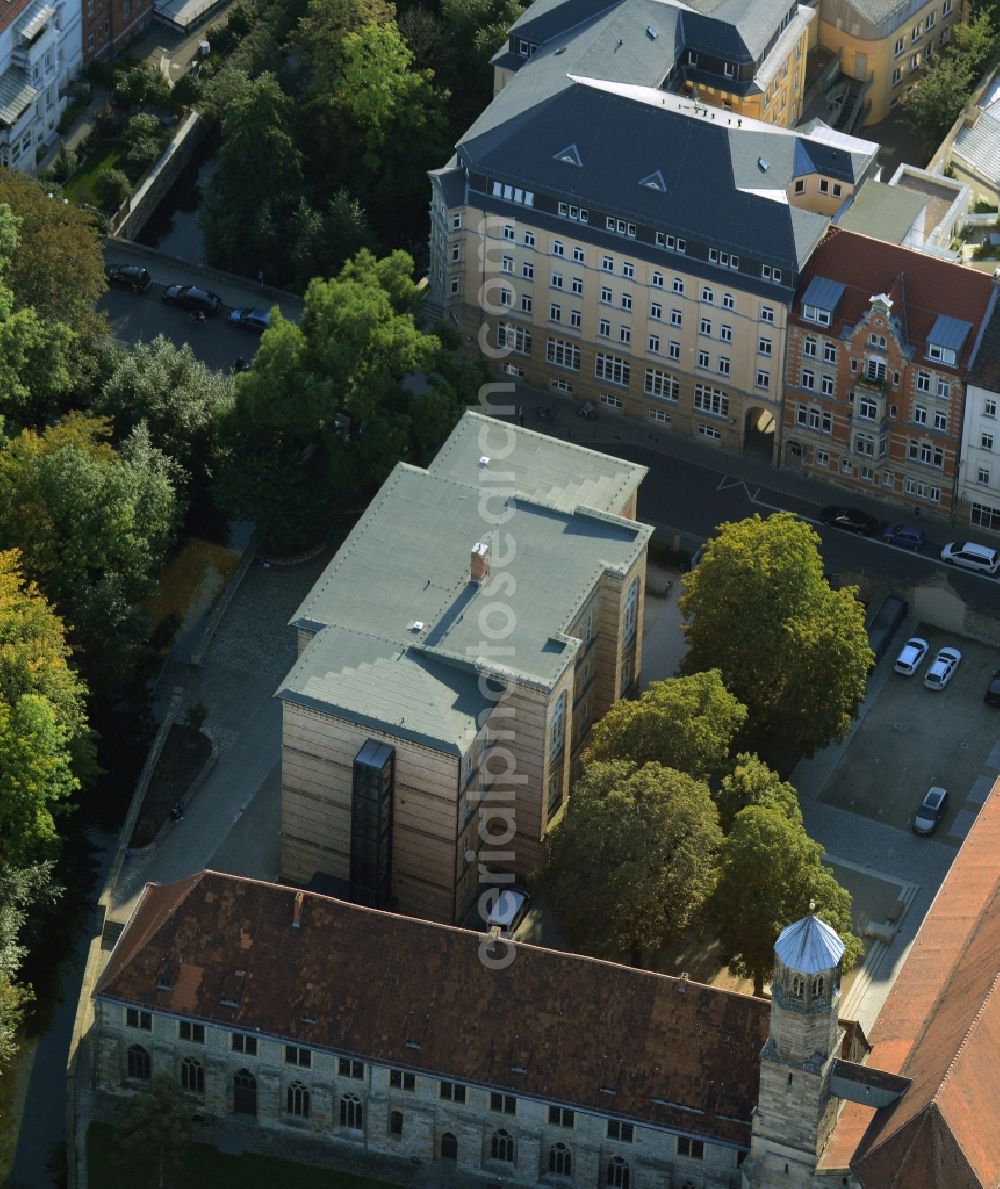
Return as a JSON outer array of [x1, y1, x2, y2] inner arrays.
[[802, 303, 831, 326], [928, 343, 956, 366], [517, 39, 535, 57]]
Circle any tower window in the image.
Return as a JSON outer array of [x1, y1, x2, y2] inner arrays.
[[812, 975, 825, 997], [791, 974, 804, 998], [788, 1072, 793, 1086]]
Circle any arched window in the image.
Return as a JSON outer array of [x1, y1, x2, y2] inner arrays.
[[491, 1128, 514, 1163], [441, 1132, 458, 1160], [791, 974, 805, 998], [389, 1110, 403, 1136], [340, 1093, 363, 1130], [607, 1155, 631, 1188], [233, 1069, 256, 1116], [287, 1080, 310, 1118], [126, 1045, 150, 1080], [181, 1056, 203, 1094], [549, 1142, 572, 1175], [812, 974, 825, 998]]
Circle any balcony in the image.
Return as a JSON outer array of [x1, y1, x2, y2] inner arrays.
[[855, 374, 887, 394]]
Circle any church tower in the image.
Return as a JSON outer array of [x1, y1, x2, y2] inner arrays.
[[743, 910, 845, 1187]]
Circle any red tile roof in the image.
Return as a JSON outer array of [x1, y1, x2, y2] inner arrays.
[[821, 781, 1000, 1187], [0, 0, 34, 37], [96, 871, 774, 1146], [791, 227, 996, 371]]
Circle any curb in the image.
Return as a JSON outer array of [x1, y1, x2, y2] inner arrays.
[[125, 726, 218, 857], [258, 541, 328, 566]]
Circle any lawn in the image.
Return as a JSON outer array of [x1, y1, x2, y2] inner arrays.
[[88, 1122, 400, 1188], [63, 142, 126, 206]]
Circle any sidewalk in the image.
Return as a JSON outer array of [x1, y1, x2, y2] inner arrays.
[[493, 382, 958, 543]]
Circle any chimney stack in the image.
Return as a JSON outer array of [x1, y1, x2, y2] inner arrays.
[[470, 541, 491, 584]]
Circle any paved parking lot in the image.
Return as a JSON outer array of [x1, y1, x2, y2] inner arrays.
[[819, 624, 1000, 843]]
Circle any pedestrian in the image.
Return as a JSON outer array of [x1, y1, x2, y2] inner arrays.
[[518, 406, 525, 427], [257, 269, 264, 286], [914, 506, 921, 518]]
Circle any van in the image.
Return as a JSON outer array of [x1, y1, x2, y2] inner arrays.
[[940, 541, 1000, 575]]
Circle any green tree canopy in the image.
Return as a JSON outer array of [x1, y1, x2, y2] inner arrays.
[[0, 549, 93, 780], [680, 513, 872, 760], [0, 861, 58, 1067], [0, 415, 178, 694], [715, 752, 801, 835], [116, 1074, 195, 1189], [0, 175, 106, 338], [711, 802, 862, 995], [539, 760, 722, 966], [906, 51, 976, 146], [585, 670, 747, 782], [92, 335, 234, 496], [0, 694, 78, 867], [201, 70, 303, 278], [215, 249, 456, 546]]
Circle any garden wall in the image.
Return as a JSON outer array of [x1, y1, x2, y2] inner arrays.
[[111, 110, 209, 240]]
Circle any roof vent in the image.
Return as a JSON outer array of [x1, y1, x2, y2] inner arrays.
[[411, 620, 424, 632], [553, 143, 582, 167], [292, 890, 305, 929], [646, 24, 657, 38], [758, 156, 769, 172], [479, 455, 490, 467], [640, 169, 666, 192], [555, 45, 566, 54]]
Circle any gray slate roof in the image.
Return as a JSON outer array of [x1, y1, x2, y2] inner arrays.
[[427, 411, 647, 514], [775, 915, 845, 975], [459, 79, 873, 272], [953, 111, 1000, 186], [837, 178, 927, 244], [284, 415, 651, 750]]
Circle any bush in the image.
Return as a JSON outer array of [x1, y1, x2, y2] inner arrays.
[[123, 112, 160, 143], [125, 136, 162, 178], [228, 3, 254, 36], [184, 701, 208, 731], [51, 145, 78, 182], [97, 167, 132, 209], [169, 74, 203, 110]]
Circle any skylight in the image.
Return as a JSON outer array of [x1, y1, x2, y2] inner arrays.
[[553, 143, 582, 167], [640, 169, 667, 192]]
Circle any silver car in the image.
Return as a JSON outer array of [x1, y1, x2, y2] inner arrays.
[[894, 637, 928, 676], [923, 646, 961, 690]]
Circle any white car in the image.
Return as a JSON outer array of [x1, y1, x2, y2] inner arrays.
[[894, 637, 929, 676], [923, 646, 961, 690]]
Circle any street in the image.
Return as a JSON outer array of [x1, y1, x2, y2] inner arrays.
[[491, 389, 1000, 615]]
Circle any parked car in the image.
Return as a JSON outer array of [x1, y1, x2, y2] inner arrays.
[[484, 887, 531, 939], [913, 786, 949, 835], [227, 308, 271, 334], [985, 669, 1000, 706], [882, 523, 925, 551], [162, 284, 221, 314], [894, 636, 929, 676], [940, 541, 1000, 575], [105, 263, 150, 293], [819, 506, 881, 535], [923, 646, 961, 690]]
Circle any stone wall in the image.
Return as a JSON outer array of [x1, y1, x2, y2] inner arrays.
[[93, 1002, 747, 1187], [111, 111, 209, 241]]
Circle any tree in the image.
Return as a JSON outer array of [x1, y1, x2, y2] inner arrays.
[[116, 1074, 194, 1189], [0, 415, 178, 694], [215, 249, 443, 545], [680, 513, 872, 760], [93, 335, 234, 496], [953, 10, 999, 74], [0, 275, 74, 428], [438, 0, 527, 131], [0, 861, 59, 1067], [287, 191, 376, 291], [0, 694, 78, 867], [539, 761, 722, 966], [715, 752, 801, 834], [0, 173, 106, 338], [584, 670, 747, 782], [292, 0, 396, 74], [906, 53, 975, 145], [711, 803, 862, 996], [201, 71, 303, 280], [98, 168, 133, 210]]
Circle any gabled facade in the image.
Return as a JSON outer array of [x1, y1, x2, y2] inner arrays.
[[781, 227, 996, 515], [816, 0, 965, 127], [278, 413, 651, 926], [429, 86, 878, 462]]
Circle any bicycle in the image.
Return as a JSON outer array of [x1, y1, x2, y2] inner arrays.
[[187, 310, 207, 327]]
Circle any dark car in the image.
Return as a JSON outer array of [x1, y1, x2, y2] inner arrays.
[[819, 505, 881, 535], [913, 787, 949, 835], [105, 263, 151, 293], [882, 523, 926, 551], [162, 284, 221, 314], [985, 670, 1000, 706], [227, 308, 270, 334]]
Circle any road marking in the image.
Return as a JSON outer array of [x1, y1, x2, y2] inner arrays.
[[716, 474, 762, 501]]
